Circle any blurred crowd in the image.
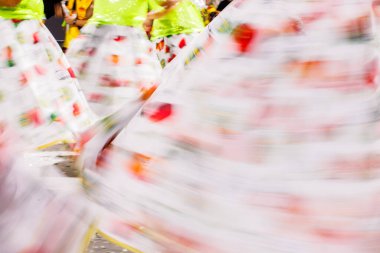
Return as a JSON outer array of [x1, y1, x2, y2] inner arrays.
[[42, 0, 231, 50]]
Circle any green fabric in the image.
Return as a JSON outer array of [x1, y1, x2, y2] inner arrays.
[[0, 0, 44, 20], [149, 0, 204, 41], [90, 0, 149, 27]]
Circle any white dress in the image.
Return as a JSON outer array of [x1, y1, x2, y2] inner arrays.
[[80, 0, 380, 252], [0, 18, 96, 149]]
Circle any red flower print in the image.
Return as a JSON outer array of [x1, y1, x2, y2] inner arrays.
[[72, 103, 81, 117], [232, 23, 258, 53], [168, 54, 177, 63], [156, 40, 165, 51], [33, 32, 40, 44], [67, 67, 76, 78], [178, 38, 187, 49], [114, 36, 126, 42], [144, 103, 173, 122], [28, 109, 43, 126]]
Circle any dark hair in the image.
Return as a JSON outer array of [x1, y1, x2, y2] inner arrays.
[[43, 0, 63, 19], [217, 0, 232, 11]]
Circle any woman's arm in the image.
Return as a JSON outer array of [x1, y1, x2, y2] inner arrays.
[[0, 0, 21, 7], [147, 0, 180, 20], [54, 3, 64, 18], [64, 2, 93, 27]]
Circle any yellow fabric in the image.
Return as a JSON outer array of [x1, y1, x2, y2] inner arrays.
[[201, 5, 218, 26], [63, 0, 93, 48], [63, 26, 80, 49], [75, 0, 93, 19]]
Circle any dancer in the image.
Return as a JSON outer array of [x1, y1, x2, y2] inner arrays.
[[147, 0, 205, 67], [0, 0, 95, 149], [81, 0, 380, 252], [0, 121, 94, 253]]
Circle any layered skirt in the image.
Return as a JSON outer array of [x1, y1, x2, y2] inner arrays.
[[80, 0, 380, 252], [0, 19, 95, 149], [0, 124, 94, 253], [66, 24, 162, 118]]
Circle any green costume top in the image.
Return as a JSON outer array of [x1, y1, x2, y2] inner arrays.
[[0, 0, 44, 20], [149, 0, 205, 41], [90, 0, 149, 27]]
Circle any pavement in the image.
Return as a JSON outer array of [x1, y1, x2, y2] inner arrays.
[[86, 234, 128, 253]]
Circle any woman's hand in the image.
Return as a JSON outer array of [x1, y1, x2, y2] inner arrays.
[[0, 0, 21, 7], [143, 18, 154, 34], [64, 14, 77, 25]]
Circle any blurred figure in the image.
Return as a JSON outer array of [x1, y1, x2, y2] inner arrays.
[[80, 0, 380, 252], [0, 0, 95, 149], [61, 0, 94, 51], [147, 0, 205, 67], [66, 0, 162, 118], [0, 121, 94, 253], [0, 4, 95, 250]]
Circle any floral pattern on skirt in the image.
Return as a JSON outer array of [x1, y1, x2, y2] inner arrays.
[[0, 19, 95, 148], [66, 24, 162, 118], [153, 33, 199, 68], [80, 0, 380, 252]]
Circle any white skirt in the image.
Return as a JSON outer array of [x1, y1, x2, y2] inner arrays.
[[66, 24, 162, 118], [81, 0, 380, 252], [0, 19, 96, 149]]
